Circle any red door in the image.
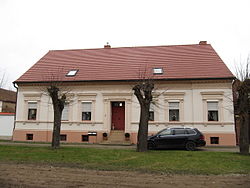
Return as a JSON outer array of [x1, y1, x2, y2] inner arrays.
[[111, 102, 125, 130]]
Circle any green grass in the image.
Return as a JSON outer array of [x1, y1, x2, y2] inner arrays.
[[0, 145, 249, 175]]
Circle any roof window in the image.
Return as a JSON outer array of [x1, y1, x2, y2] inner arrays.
[[66, 70, 78, 77], [153, 68, 163, 74]]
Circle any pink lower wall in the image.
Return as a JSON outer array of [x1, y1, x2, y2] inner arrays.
[[13, 130, 236, 146], [203, 133, 236, 146], [13, 130, 104, 143]]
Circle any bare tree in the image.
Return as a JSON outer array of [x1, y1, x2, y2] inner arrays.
[[133, 80, 154, 152], [235, 57, 250, 155], [47, 84, 66, 149], [132, 67, 155, 152], [40, 70, 70, 149], [0, 70, 7, 88]]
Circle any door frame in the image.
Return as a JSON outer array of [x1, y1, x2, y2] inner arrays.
[[111, 101, 125, 130]]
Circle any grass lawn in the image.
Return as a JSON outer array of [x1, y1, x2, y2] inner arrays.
[[0, 145, 249, 175]]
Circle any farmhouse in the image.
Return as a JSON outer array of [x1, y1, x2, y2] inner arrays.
[[0, 88, 16, 113], [13, 41, 236, 146], [0, 88, 16, 140]]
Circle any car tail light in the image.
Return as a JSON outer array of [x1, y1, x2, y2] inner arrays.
[[199, 135, 205, 140]]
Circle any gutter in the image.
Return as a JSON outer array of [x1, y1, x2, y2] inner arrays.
[[13, 76, 236, 85], [12, 82, 18, 141]]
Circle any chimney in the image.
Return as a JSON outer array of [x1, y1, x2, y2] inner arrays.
[[104, 42, 111, 48], [199, 41, 207, 45]]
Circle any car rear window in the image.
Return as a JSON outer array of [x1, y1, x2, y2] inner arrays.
[[186, 129, 196, 134]]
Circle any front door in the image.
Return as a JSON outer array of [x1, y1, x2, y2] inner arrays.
[[111, 102, 125, 130]]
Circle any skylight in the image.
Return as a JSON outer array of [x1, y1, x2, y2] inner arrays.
[[66, 69, 78, 77], [153, 68, 163, 74]]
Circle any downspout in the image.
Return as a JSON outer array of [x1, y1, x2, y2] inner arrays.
[[12, 82, 18, 141], [191, 83, 194, 127]]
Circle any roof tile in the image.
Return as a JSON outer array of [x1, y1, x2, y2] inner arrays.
[[15, 43, 234, 83]]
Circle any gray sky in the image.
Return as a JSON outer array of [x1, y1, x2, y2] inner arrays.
[[1, 0, 250, 90]]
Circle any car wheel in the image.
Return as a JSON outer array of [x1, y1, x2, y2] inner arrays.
[[185, 141, 196, 151], [148, 141, 156, 150]]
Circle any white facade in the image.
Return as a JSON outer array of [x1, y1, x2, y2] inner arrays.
[[0, 101, 2, 112], [13, 80, 236, 146], [0, 113, 15, 140]]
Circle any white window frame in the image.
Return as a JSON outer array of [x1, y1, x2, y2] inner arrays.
[[149, 103, 154, 121], [61, 103, 69, 121], [77, 93, 96, 122], [81, 101, 92, 121], [23, 93, 42, 122], [66, 69, 78, 77], [164, 92, 185, 122], [27, 101, 38, 121], [168, 101, 180, 121], [200, 92, 223, 123], [207, 101, 219, 121], [153, 68, 163, 74]]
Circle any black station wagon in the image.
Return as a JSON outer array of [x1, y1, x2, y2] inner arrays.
[[147, 127, 206, 151]]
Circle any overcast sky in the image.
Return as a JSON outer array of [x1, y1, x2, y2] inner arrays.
[[1, 0, 250, 90]]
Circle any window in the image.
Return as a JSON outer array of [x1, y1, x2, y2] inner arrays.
[[207, 101, 218, 121], [169, 102, 179, 121], [66, 69, 78, 77], [174, 129, 185, 135], [153, 68, 163, 74], [159, 129, 171, 136], [210, 137, 219, 144], [186, 129, 196, 135], [82, 135, 89, 142], [28, 102, 37, 120], [82, 102, 92, 121], [61, 103, 69, 121], [60, 134, 67, 141], [26, 134, 33, 140], [149, 104, 154, 121]]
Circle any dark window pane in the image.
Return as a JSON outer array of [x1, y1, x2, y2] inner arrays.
[[112, 102, 124, 107], [159, 129, 172, 136], [82, 112, 91, 120], [60, 134, 67, 141], [26, 134, 33, 140], [210, 137, 219, 144], [82, 135, 89, 142], [174, 129, 185, 135], [208, 111, 218, 121], [186, 129, 196, 134], [149, 111, 154, 121], [169, 109, 179, 121], [28, 109, 37, 120]]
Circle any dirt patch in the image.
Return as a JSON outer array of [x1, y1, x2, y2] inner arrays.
[[0, 163, 249, 188]]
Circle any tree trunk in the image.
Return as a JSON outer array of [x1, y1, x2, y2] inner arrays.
[[48, 86, 65, 149], [239, 88, 249, 155], [137, 103, 150, 152], [133, 82, 154, 152], [51, 104, 62, 149]]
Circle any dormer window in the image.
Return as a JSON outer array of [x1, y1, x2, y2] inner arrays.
[[153, 68, 163, 74], [66, 69, 78, 77]]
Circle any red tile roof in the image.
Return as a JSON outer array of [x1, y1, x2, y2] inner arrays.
[[15, 43, 234, 83], [0, 88, 16, 103]]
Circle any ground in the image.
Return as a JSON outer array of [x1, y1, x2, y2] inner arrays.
[[0, 142, 249, 187], [0, 162, 249, 188]]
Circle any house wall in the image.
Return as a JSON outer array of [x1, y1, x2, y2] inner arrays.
[[0, 113, 15, 140], [1, 101, 16, 113], [13, 80, 236, 146]]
